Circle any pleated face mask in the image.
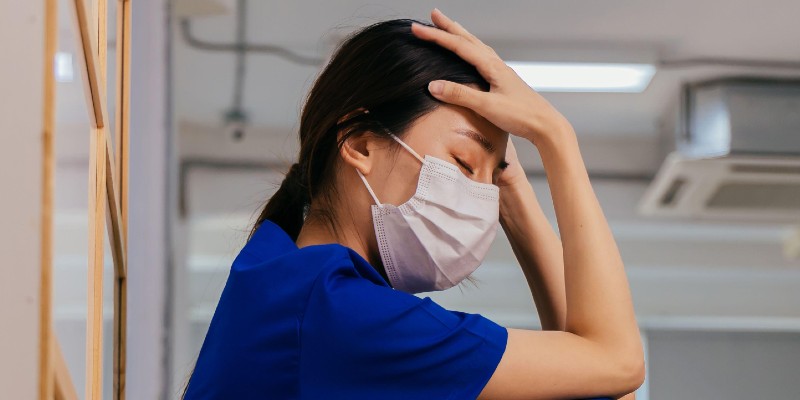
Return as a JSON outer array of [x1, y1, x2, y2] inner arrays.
[[356, 132, 500, 293]]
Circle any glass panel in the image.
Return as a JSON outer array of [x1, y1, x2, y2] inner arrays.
[[53, 0, 90, 395], [53, 0, 115, 397]]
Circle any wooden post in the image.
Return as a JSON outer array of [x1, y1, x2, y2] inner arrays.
[[39, 0, 58, 398], [87, 117, 107, 400], [112, 1, 131, 399], [86, 0, 108, 398]]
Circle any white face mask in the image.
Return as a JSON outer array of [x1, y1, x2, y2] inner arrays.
[[356, 133, 500, 293]]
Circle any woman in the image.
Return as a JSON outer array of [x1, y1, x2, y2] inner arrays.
[[184, 8, 644, 400]]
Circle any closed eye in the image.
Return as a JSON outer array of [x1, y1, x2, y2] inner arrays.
[[453, 156, 474, 175]]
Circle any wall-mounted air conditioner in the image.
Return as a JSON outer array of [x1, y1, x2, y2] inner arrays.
[[639, 78, 800, 223]]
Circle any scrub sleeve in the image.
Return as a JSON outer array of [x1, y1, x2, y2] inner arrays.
[[298, 258, 508, 400]]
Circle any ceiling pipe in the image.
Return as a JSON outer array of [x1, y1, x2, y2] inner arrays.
[[179, 18, 324, 66]]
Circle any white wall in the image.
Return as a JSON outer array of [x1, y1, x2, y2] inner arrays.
[[0, 0, 45, 397]]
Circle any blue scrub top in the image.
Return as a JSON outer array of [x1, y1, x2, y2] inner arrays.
[[184, 220, 613, 400]]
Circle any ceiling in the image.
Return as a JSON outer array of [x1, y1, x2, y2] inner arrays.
[[172, 0, 800, 139]]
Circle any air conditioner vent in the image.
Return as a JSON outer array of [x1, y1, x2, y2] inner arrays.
[[659, 177, 687, 207], [706, 182, 800, 211], [640, 79, 800, 223], [730, 164, 800, 175]]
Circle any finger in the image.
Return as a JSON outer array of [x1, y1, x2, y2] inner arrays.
[[428, 80, 489, 110], [411, 23, 493, 76], [430, 8, 481, 44]]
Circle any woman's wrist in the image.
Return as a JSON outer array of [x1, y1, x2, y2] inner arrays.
[[497, 158, 568, 331], [498, 122, 582, 221], [499, 178, 533, 226], [525, 117, 579, 155]]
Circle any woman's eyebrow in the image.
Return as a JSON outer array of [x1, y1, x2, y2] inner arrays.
[[454, 128, 509, 170], [454, 128, 495, 153]]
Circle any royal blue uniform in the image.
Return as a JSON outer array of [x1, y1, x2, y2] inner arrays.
[[185, 220, 611, 400]]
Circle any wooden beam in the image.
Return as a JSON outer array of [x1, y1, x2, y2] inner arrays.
[[115, 0, 130, 247], [85, 0, 107, 398], [105, 141, 128, 400], [39, 0, 58, 398], [86, 124, 106, 400], [112, 1, 131, 399], [73, 0, 131, 398], [105, 145, 127, 278], [97, 0, 106, 91], [112, 278, 127, 400], [72, 0, 108, 129]]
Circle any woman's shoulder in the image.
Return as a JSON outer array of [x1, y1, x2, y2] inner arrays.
[[231, 220, 403, 292], [226, 220, 390, 294]]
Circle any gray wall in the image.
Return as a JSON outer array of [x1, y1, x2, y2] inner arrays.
[[648, 330, 800, 400], [0, 0, 45, 397]]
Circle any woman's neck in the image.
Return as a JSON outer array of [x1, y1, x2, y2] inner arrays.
[[295, 215, 390, 285]]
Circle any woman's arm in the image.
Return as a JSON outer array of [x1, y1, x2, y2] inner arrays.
[[498, 131, 641, 400], [481, 128, 645, 399], [537, 129, 640, 359], [498, 141, 567, 331]]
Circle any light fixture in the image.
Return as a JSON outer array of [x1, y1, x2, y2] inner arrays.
[[54, 52, 74, 83], [505, 61, 656, 93]]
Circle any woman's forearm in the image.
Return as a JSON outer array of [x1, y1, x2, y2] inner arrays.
[[499, 179, 567, 331], [535, 127, 643, 364]]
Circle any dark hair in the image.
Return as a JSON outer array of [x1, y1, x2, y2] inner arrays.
[[251, 18, 489, 242]]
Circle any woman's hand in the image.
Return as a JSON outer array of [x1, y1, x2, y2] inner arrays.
[[411, 8, 574, 146]]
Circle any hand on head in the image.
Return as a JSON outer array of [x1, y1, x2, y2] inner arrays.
[[411, 9, 575, 147]]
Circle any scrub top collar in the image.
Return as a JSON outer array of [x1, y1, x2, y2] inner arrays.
[[244, 219, 392, 289]]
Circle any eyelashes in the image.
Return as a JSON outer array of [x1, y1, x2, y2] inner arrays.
[[453, 156, 475, 175], [453, 155, 508, 177]]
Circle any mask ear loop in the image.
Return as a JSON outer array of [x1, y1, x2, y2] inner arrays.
[[340, 107, 384, 207], [356, 169, 383, 207], [387, 133, 425, 164], [353, 123, 425, 207]]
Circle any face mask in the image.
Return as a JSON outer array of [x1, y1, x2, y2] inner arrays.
[[355, 133, 500, 293]]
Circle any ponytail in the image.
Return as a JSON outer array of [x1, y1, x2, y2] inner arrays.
[[250, 162, 309, 241]]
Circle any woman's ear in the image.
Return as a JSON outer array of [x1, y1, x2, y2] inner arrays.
[[338, 131, 375, 176]]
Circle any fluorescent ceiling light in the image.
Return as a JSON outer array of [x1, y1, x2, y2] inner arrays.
[[505, 62, 656, 93]]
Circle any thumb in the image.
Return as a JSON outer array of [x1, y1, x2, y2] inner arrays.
[[428, 80, 486, 109]]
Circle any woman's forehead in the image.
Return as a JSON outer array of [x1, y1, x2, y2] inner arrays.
[[411, 104, 507, 145]]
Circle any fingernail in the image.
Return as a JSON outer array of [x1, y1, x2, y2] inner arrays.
[[428, 81, 444, 95]]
